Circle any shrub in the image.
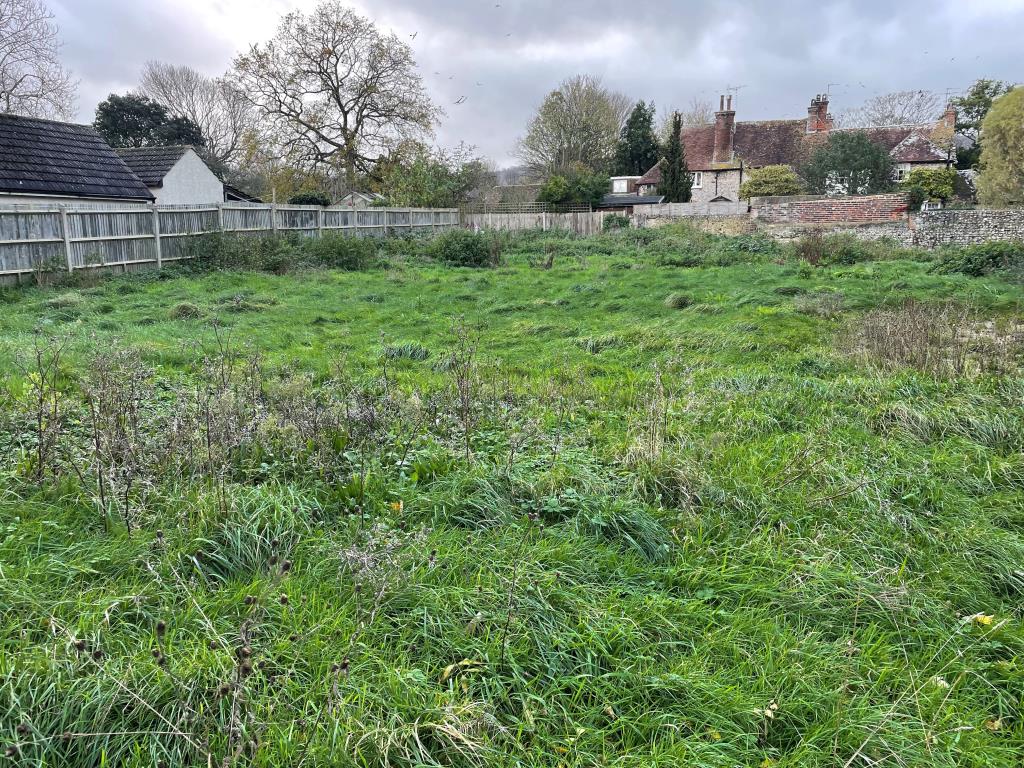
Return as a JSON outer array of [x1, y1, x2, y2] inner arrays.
[[931, 240, 1024, 276], [603, 213, 631, 230], [303, 234, 379, 270], [793, 232, 903, 266], [904, 184, 927, 211], [663, 292, 692, 309], [426, 229, 498, 267], [739, 164, 804, 199], [904, 167, 957, 202], [288, 192, 332, 206]]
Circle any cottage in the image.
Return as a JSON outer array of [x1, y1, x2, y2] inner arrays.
[[116, 146, 224, 205], [636, 94, 956, 203], [0, 113, 153, 204]]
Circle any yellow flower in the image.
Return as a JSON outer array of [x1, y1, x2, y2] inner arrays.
[[390, 500, 404, 513], [972, 613, 994, 626], [707, 728, 722, 742], [985, 718, 1003, 732]]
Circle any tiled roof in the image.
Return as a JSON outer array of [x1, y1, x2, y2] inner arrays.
[[638, 120, 950, 181], [0, 113, 154, 201], [116, 145, 190, 187]]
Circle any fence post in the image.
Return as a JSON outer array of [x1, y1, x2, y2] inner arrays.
[[317, 207, 324, 238], [152, 205, 162, 269], [58, 206, 73, 273], [271, 203, 277, 234], [383, 208, 389, 238], [216, 203, 224, 232]]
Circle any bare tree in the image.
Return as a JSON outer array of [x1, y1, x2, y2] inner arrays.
[[230, 1, 439, 186], [139, 62, 254, 166], [658, 96, 713, 145], [0, 0, 76, 118], [840, 90, 943, 128], [515, 74, 631, 176]]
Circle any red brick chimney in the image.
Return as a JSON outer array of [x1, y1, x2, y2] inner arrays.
[[941, 102, 956, 129], [713, 94, 736, 164], [806, 94, 832, 133]]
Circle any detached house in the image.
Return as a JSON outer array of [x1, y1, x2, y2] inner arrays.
[[636, 94, 956, 203], [116, 146, 224, 205]]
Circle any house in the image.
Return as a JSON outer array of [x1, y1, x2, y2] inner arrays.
[[636, 94, 956, 202], [0, 113, 153, 204], [116, 146, 224, 205], [337, 191, 386, 208], [609, 176, 641, 194]]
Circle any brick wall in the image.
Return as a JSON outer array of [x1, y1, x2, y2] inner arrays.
[[751, 193, 909, 225]]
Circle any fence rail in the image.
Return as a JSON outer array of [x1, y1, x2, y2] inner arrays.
[[0, 202, 459, 282]]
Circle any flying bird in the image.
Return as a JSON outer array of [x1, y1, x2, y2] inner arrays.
[[455, 96, 467, 105], [410, 31, 417, 39], [476, 81, 483, 86]]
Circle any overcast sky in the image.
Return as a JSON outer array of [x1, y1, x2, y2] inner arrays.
[[50, 0, 1023, 166]]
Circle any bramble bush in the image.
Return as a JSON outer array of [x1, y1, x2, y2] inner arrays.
[[931, 240, 1024, 276], [426, 228, 501, 267]]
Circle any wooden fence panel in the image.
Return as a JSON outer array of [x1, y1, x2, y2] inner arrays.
[[0, 202, 459, 283], [463, 211, 607, 236]]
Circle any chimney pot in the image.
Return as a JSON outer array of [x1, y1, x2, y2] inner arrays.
[[719, 94, 725, 111], [727, 95, 732, 110]]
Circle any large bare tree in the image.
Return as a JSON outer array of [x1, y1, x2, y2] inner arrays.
[[139, 61, 254, 166], [516, 74, 631, 176], [0, 0, 75, 118], [657, 96, 713, 145], [230, 1, 439, 186], [839, 90, 943, 128]]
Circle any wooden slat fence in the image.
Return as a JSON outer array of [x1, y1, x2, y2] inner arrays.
[[463, 211, 608, 236], [0, 202, 459, 283]]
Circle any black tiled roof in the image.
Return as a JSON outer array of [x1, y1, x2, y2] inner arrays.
[[0, 113, 154, 201], [116, 145, 190, 187], [597, 194, 665, 208]]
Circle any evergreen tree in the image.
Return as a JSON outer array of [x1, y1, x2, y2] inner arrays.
[[657, 112, 692, 203], [614, 100, 660, 175], [94, 93, 205, 149], [802, 132, 894, 196]]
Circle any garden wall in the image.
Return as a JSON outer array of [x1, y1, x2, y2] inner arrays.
[[750, 193, 910, 225], [911, 208, 1024, 247]]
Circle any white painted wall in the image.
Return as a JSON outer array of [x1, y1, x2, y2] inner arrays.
[[153, 149, 224, 205]]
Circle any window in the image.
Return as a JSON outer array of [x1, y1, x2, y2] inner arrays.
[[690, 171, 703, 188], [894, 167, 908, 182]]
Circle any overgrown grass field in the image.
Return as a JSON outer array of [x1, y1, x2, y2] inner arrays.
[[1, 226, 1022, 766]]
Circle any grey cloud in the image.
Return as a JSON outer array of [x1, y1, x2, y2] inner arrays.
[[52, 0, 1023, 164]]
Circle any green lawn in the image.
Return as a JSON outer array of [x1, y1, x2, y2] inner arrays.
[[1, 229, 1022, 767]]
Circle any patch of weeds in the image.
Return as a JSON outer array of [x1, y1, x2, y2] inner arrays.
[[794, 290, 845, 318]]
